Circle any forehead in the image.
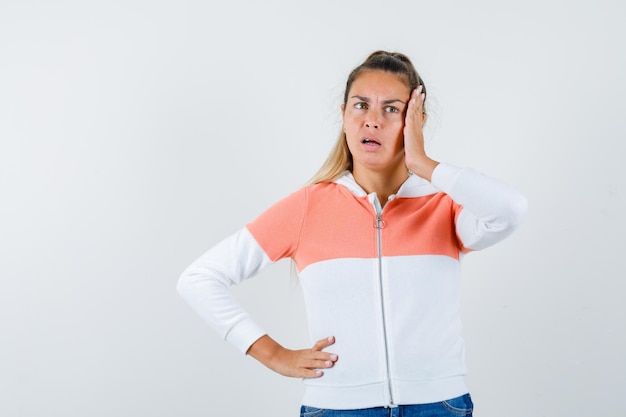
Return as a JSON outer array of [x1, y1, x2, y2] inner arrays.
[[349, 70, 410, 98]]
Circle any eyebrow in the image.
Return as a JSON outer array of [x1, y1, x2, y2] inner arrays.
[[350, 95, 406, 105]]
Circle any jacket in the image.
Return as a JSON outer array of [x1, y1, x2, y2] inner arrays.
[[177, 163, 528, 409]]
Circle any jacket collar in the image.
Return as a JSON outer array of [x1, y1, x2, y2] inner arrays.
[[333, 171, 439, 199]]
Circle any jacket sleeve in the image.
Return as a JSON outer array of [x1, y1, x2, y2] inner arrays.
[[176, 188, 306, 354], [430, 163, 528, 251], [177, 228, 271, 353]]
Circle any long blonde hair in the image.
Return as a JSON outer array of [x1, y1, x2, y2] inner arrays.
[[309, 50, 427, 184]]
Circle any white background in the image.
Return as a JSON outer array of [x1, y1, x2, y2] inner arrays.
[[1, 1, 624, 416]]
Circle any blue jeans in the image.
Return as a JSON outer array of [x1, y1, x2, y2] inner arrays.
[[300, 394, 473, 417]]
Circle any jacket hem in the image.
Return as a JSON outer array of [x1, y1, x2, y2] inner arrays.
[[302, 376, 468, 409]]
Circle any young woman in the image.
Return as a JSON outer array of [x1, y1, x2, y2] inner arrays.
[[178, 51, 527, 416]]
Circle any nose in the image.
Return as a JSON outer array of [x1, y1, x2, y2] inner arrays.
[[365, 110, 381, 129]]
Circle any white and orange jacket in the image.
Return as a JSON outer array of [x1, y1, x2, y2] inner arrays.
[[177, 163, 527, 409]]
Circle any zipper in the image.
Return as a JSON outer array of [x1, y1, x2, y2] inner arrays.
[[373, 201, 396, 408]]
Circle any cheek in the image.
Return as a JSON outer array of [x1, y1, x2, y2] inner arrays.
[[344, 113, 360, 127], [345, 132, 360, 152], [392, 121, 406, 149], [343, 118, 361, 139], [390, 118, 405, 135]]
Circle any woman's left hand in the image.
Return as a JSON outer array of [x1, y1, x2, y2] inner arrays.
[[403, 85, 438, 181]]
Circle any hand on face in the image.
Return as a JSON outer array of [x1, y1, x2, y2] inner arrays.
[[403, 86, 438, 180], [403, 86, 427, 167]]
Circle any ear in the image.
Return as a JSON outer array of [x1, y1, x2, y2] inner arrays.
[[421, 112, 427, 124]]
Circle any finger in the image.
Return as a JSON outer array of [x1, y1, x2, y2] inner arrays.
[[299, 358, 336, 378], [413, 88, 424, 112], [406, 94, 421, 121], [311, 336, 335, 351], [411, 85, 422, 102], [407, 89, 417, 109], [309, 351, 339, 362], [418, 92, 425, 112], [302, 356, 337, 368], [302, 369, 325, 379]]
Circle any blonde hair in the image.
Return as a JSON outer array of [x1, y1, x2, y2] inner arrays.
[[309, 50, 427, 184], [309, 131, 352, 184]]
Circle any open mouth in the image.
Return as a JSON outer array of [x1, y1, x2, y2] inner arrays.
[[362, 138, 381, 145]]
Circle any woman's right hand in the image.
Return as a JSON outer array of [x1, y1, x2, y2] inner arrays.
[[247, 334, 338, 378]]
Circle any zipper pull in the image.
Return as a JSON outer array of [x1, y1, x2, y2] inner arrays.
[[373, 215, 386, 229]]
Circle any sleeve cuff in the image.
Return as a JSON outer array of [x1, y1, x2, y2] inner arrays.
[[430, 162, 463, 192], [225, 318, 267, 354]]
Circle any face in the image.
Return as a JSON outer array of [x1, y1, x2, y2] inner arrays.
[[342, 70, 411, 176]]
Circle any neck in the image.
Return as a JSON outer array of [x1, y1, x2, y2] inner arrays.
[[352, 163, 409, 206]]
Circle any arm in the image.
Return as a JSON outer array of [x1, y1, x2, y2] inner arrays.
[[403, 86, 528, 250], [403, 85, 438, 182], [176, 228, 269, 353], [177, 228, 338, 377], [432, 164, 528, 250]]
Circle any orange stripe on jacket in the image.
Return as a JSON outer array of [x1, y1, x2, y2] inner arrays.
[[247, 182, 468, 272]]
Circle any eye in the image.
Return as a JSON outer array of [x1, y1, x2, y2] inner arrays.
[[384, 106, 399, 113], [354, 102, 368, 110]]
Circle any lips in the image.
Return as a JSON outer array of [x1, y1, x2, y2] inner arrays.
[[362, 138, 381, 145]]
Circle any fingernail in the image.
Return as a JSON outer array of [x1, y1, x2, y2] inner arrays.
[[330, 354, 338, 361], [325, 361, 332, 366], [421, 93, 425, 100], [316, 370, 323, 376], [417, 85, 423, 93], [328, 336, 334, 342]]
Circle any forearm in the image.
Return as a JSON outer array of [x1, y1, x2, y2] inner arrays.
[[432, 163, 528, 250], [177, 228, 270, 353], [246, 334, 284, 367]]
